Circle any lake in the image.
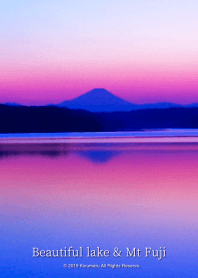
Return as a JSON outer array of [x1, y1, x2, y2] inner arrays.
[[1, 132, 198, 277]]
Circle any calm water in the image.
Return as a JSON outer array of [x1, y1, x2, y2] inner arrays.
[[1, 142, 198, 277]]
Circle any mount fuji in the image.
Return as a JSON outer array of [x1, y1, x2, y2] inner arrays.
[[58, 88, 182, 112]]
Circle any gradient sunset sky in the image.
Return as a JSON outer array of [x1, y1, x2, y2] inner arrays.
[[1, 0, 198, 105]]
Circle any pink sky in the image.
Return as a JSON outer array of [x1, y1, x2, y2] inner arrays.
[[1, 57, 198, 105], [1, 1, 198, 105]]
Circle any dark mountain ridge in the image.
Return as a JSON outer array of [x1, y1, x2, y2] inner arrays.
[[0, 104, 198, 133]]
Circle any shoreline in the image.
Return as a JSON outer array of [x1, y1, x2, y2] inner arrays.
[[1, 136, 198, 144], [1, 130, 198, 144]]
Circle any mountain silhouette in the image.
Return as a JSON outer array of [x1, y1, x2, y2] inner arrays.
[[138, 102, 181, 109], [2, 88, 197, 111], [58, 88, 138, 112], [57, 88, 185, 112], [3, 102, 22, 106]]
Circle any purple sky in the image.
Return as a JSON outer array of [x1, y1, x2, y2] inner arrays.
[[1, 0, 198, 105]]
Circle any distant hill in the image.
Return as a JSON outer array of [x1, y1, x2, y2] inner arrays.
[[0, 104, 103, 133], [3, 102, 22, 106], [138, 102, 182, 109], [1, 104, 198, 133]]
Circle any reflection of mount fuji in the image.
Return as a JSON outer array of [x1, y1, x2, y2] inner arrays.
[[58, 88, 182, 112], [0, 144, 121, 164], [77, 150, 121, 164]]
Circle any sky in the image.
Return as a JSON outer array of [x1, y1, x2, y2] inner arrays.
[[0, 0, 198, 105]]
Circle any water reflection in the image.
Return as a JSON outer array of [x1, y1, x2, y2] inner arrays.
[[77, 150, 122, 163], [0, 144, 120, 163], [0, 143, 198, 277], [1, 142, 198, 162]]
